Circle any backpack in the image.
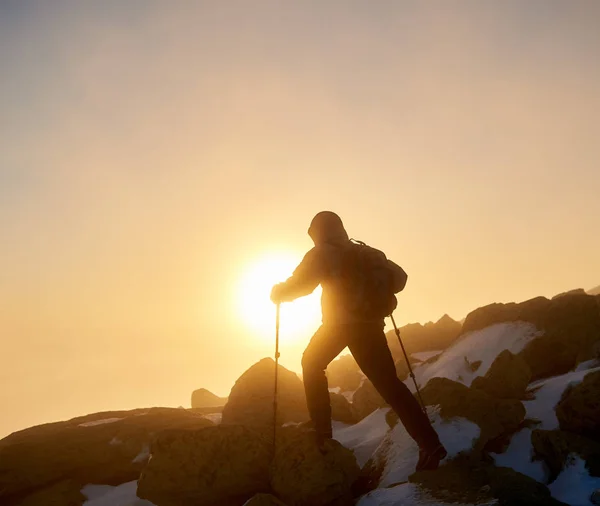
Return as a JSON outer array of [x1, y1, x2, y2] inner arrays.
[[338, 239, 408, 319]]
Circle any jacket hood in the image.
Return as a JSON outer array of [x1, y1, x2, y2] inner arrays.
[[308, 211, 349, 246]]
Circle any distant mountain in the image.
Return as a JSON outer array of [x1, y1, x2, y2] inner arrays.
[[588, 285, 600, 295]]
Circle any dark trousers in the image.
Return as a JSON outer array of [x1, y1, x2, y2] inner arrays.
[[301, 322, 441, 452]]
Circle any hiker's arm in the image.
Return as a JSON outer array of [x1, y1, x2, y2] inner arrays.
[[271, 249, 322, 302]]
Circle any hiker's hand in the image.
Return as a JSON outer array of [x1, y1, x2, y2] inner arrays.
[[270, 284, 284, 304]]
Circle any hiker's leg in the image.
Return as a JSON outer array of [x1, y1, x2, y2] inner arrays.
[[302, 325, 347, 438], [348, 322, 441, 452]]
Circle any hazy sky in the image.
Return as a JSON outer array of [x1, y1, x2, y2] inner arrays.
[[1, 1, 599, 438]]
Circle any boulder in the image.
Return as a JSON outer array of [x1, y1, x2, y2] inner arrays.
[[222, 358, 309, 430], [531, 429, 600, 482], [0, 407, 213, 505], [244, 494, 288, 506], [461, 293, 600, 380], [410, 458, 567, 506], [553, 288, 587, 299], [326, 355, 362, 393], [386, 314, 461, 360], [270, 427, 359, 506], [593, 340, 600, 361], [556, 370, 600, 441], [420, 377, 525, 448], [137, 425, 271, 506], [330, 393, 356, 425], [471, 350, 532, 399], [351, 380, 386, 421], [519, 336, 578, 381], [14, 480, 85, 506], [191, 388, 227, 409], [394, 358, 409, 381]]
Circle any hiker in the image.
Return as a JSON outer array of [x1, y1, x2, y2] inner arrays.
[[270, 211, 447, 471]]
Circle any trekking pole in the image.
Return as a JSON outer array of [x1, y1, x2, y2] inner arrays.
[[272, 303, 281, 456], [389, 313, 428, 417]]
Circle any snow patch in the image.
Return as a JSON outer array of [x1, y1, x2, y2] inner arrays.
[[575, 359, 600, 372], [333, 408, 390, 467], [342, 390, 356, 402], [329, 386, 342, 394], [202, 413, 222, 424], [491, 429, 547, 483], [525, 366, 600, 430], [132, 444, 150, 463], [548, 455, 600, 506], [109, 437, 122, 446], [411, 350, 443, 362], [82, 481, 156, 506], [377, 411, 479, 488], [78, 418, 124, 428], [411, 322, 541, 391], [357, 482, 498, 506]]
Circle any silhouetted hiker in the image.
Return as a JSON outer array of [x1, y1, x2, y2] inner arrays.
[[271, 211, 447, 471]]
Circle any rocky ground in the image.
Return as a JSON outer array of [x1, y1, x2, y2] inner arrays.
[[1, 291, 599, 506]]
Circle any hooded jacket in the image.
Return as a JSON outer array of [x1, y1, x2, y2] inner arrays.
[[276, 211, 392, 325]]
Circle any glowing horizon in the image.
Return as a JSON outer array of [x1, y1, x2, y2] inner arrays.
[[1, 1, 599, 439]]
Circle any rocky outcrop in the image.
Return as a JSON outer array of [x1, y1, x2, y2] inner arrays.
[[471, 350, 532, 399], [270, 428, 359, 506], [553, 288, 586, 299], [386, 314, 461, 359], [394, 358, 409, 381], [410, 459, 567, 506], [14, 479, 85, 506], [326, 354, 362, 393], [461, 293, 600, 380], [588, 285, 600, 296], [222, 358, 309, 430], [531, 429, 600, 482], [556, 370, 600, 441], [0, 408, 213, 506], [191, 388, 227, 409], [351, 380, 386, 421], [244, 494, 288, 506], [137, 425, 272, 506], [330, 392, 356, 425], [420, 377, 525, 448]]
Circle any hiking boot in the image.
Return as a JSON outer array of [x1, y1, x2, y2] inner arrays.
[[315, 431, 334, 455], [295, 420, 333, 453], [416, 444, 447, 471]]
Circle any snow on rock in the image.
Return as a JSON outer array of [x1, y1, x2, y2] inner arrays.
[[548, 456, 600, 506], [411, 350, 443, 362], [371, 410, 480, 488], [78, 417, 124, 428], [329, 386, 342, 394], [356, 482, 498, 506], [82, 481, 156, 506], [132, 444, 150, 463], [202, 412, 223, 424], [342, 390, 356, 402], [411, 322, 541, 391], [333, 408, 390, 467], [575, 359, 599, 372], [491, 428, 547, 483], [524, 366, 600, 430]]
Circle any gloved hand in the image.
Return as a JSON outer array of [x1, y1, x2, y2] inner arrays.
[[270, 283, 285, 304]]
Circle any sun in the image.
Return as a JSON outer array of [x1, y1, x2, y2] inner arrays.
[[237, 252, 321, 342]]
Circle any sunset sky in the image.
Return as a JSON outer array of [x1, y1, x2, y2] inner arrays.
[[1, 1, 599, 438]]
